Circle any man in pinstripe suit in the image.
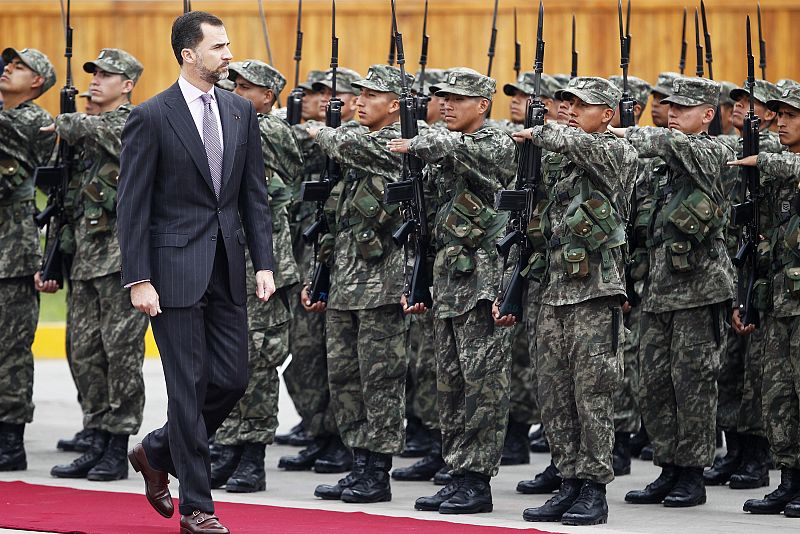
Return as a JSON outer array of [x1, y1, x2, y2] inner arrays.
[[117, 11, 275, 534]]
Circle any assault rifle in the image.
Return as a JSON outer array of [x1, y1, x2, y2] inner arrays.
[[618, 0, 635, 127], [415, 0, 430, 122], [34, 0, 77, 287], [731, 16, 762, 328], [383, 0, 433, 308], [286, 0, 304, 125], [299, 0, 342, 303], [700, 0, 722, 135], [493, 0, 546, 321]]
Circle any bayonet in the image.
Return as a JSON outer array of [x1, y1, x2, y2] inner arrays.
[[416, 0, 430, 122], [758, 2, 767, 79], [679, 8, 687, 75], [286, 0, 304, 125], [514, 8, 521, 79], [571, 14, 578, 79], [695, 8, 704, 77], [388, 29, 396, 66], [486, 0, 499, 77], [700, 0, 714, 80]]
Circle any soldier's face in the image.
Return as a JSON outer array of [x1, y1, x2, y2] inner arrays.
[[556, 99, 570, 124], [542, 97, 557, 121], [441, 94, 489, 133], [509, 90, 529, 124], [234, 79, 274, 114], [651, 92, 670, 127], [667, 103, 714, 134], [0, 57, 42, 95], [355, 89, 398, 131], [426, 94, 442, 123], [301, 90, 324, 121], [732, 98, 774, 131], [562, 96, 613, 133], [318, 86, 357, 121], [776, 104, 800, 151], [184, 23, 232, 84], [89, 69, 132, 107]]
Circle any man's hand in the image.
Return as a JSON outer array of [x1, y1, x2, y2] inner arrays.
[[732, 307, 756, 336], [400, 293, 428, 315], [728, 155, 758, 167], [130, 281, 162, 317], [492, 300, 517, 327], [387, 138, 412, 154], [300, 285, 326, 313], [255, 270, 276, 302], [40, 123, 56, 133], [33, 271, 59, 293], [607, 126, 628, 138], [511, 128, 533, 144], [306, 126, 321, 139]]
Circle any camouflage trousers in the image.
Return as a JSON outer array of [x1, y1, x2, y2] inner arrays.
[[326, 304, 408, 454], [762, 313, 800, 470], [639, 304, 726, 468], [70, 273, 148, 435], [716, 322, 766, 436], [510, 321, 539, 425], [406, 313, 439, 431], [216, 293, 292, 446], [435, 300, 512, 477], [614, 305, 642, 434], [0, 276, 37, 425], [536, 297, 623, 484]]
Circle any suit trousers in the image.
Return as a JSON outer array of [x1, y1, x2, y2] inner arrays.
[[143, 235, 249, 516]]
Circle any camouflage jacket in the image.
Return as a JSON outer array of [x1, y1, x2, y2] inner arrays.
[[530, 123, 638, 307], [487, 118, 524, 135], [55, 103, 132, 280], [626, 126, 735, 313], [756, 151, 800, 318], [408, 123, 516, 319], [0, 101, 55, 278], [315, 121, 406, 311]]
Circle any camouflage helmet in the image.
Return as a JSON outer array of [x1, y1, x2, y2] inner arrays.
[[298, 69, 326, 91], [83, 48, 143, 83], [431, 68, 496, 101], [651, 71, 681, 97], [1, 47, 56, 95], [228, 60, 287, 94], [729, 79, 781, 105], [662, 77, 721, 107], [412, 68, 447, 95], [352, 64, 413, 96], [608, 75, 652, 107], [766, 85, 800, 112], [312, 67, 362, 95], [555, 76, 622, 109]]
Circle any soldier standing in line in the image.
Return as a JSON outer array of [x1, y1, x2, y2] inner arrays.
[[46, 48, 149, 482], [718, 81, 739, 136], [614, 77, 735, 508], [208, 60, 302, 493], [0, 47, 56, 472], [504, 76, 637, 526], [389, 68, 516, 515]]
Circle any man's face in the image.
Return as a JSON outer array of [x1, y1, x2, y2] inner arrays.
[[441, 93, 488, 133], [509, 89, 530, 124], [82, 97, 100, 115], [234, 79, 274, 114], [562, 95, 612, 134], [189, 23, 233, 85], [719, 103, 734, 134], [651, 92, 670, 127], [301, 90, 324, 121], [319, 86, 358, 121], [89, 69, 131, 107], [556, 99, 570, 124], [542, 97, 557, 121], [667, 103, 713, 134], [426, 94, 442, 124], [776, 104, 800, 151], [732, 98, 774, 131], [355, 89, 398, 130], [0, 56, 42, 96]]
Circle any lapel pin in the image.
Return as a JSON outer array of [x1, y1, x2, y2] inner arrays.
[[234, 114, 240, 120]]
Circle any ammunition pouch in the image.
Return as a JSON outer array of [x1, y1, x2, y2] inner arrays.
[[752, 278, 774, 312], [521, 251, 547, 283], [81, 163, 119, 235], [0, 158, 24, 202], [667, 241, 693, 273], [563, 246, 590, 279], [628, 249, 649, 282], [525, 200, 552, 251], [354, 227, 384, 261], [784, 266, 800, 298], [439, 244, 475, 278], [667, 189, 724, 246], [348, 175, 400, 261], [566, 191, 624, 252]]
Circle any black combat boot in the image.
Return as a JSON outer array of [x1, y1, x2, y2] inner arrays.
[[433, 465, 453, 485], [225, 442, 266, 493], [784, 494, 800, 518], [401, 415, 433, 458], [278, 436, 329, 471], [630, 423, 650, 458], [57, 428, 93, 453], [209, 444, 243, 489], [743, 468, 800, 514], [415, 475, 465, 511], [529, 428, 550, 453], [517, 460, 563, 494], [51, 430, 109, 478], [87, 433, 129, 481], [612, 431, 632, 476], [703, 430, 742, 485], [392, 433, 445, 481], [501, 419, 531, 466], [438, 471, 493, 514], [561, 481, 609, 526], [314, 448, 369, 500], [729, 435, 770, 489], [522, 478, 582, 522], [639, 443, 654, 461], [625, 464, 680, 504], [664, 466, 707, 507], [275, 422, 312, 447], [341, 451, 392, 503], [314, 435, 352, 474], [0, 423, 27, 471]]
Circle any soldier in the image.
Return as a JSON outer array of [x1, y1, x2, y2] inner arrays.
[[730, 85, 800, 517], [299, 64, 410, 504], [719, 81, 738, 136], [45, 48, 148, 482], [207, 60, 302, 494], [613, 77, 735, 508], [706, 78, 783, 491], [412, 67, 447, 128], [0, 47, 56, 472], [608, 74, 652, 477], [501, 77, 636, 526], [313, 67, 361, 126], [650, 72, 681, 129], [388, 68, 515, 515]]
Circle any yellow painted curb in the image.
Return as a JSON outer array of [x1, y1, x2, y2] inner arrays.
[[33, 322, 160, 359]]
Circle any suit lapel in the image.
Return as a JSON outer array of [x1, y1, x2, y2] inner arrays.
[[163, 83, 216, 196], [216, 89, 239, 193]]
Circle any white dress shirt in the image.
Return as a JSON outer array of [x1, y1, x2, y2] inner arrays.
[[178, 75, 225, 151]]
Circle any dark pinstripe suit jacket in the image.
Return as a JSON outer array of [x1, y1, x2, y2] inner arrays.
[[117, 81, 274, 308]]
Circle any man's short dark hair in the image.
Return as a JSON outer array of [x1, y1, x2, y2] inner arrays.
[[171, 11, 224, 65]]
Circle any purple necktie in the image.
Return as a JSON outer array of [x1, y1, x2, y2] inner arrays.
[[200, 93, 222, 198]]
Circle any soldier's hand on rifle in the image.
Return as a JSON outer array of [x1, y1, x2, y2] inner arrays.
[[511, 129, 533, 144], [130, 281, 162, 317], [728, 155, 758, 167], [306, 126, 321, 139], [387, 138, 412, 154], [34, 271, 60, 293], [400, 293, 427, 315], [301, 284, 327, 313], [732, 307, 756, 336], [607, 126, 627, 138], [39, 123, 56, 133], [622, 300, 632, 314], [491, 300, 517, 327]]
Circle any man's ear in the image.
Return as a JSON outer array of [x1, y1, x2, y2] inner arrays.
[[764, 108, 777, 123], [702, 105, 716, 125], [181, 48, 195, 65], [602, 106, 615, 123], [478, 98, 490, 114], [121, 79, 135, 96], [265, 89, 276, 108], [633, 102, 643, 120], [30, 75, 44, 91], [388, 97, 400, 114]]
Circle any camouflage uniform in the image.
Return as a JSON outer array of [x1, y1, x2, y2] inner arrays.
[[626, 77, 736, 469], [215, 61, 302, 447], [58, 49, 148, 435], [407, 69, 515, 476], [0, 48, 56, 427]]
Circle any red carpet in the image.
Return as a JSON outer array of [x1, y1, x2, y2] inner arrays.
[[0, 481, 560, 533]]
